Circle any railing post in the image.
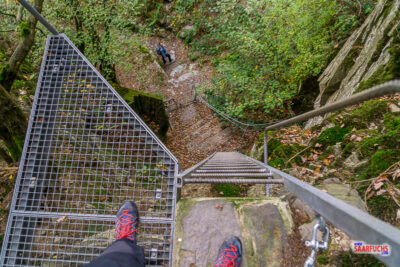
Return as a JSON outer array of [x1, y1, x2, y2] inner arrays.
[[264, 129, 271, 197]]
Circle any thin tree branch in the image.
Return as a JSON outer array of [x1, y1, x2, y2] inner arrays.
[[0, 9, 16, 18]]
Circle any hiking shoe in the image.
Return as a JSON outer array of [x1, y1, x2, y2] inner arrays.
[[115, 201, 139, 243], [214, 236, 242, 267]]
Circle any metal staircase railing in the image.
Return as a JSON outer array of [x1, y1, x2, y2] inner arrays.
[[178, 152, 283, 185], [3, 1, 400, 266], [180, 81, 400, 266], [1, 5, 179, 265]]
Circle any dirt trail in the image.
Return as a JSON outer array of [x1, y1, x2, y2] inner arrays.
[[145, 34, 257, 197]]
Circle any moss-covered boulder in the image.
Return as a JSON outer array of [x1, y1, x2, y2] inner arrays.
[[315, 126, 350, 148], [344, 100, 389, 129], [114, 84, 169, 137], [366, 149, 400, 177]]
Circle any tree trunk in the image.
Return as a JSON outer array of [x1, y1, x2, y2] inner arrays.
[[0, 147, 13, 164], [0, 0, 44, 92], [0, 84, 27, 162]]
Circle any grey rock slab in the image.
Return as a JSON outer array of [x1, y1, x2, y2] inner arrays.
[[180, 104, 198, 124], [170, 64, 186, 77], [317, 183, 366, 211], [180, 199, 244, 267], [389, 103, 400, 113], [177, 71, 200, 83], [173, 198, 293, 267], [291, 198, 315, 219], [344, 152, 368, 170]]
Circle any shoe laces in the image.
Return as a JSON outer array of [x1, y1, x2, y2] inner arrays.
[[215, 245, 239, 267], [116, 209, 137, 240]]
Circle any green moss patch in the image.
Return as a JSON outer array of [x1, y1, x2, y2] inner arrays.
[[366, 149, 400, 177], [114, 84, 169, 137], [344, 100, 389, 129], [384, 112, 400, 131], [211, 184, 243, 197], [315, 126, 350, 148]]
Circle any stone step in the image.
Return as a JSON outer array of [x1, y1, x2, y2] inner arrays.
[[173, 198, 293, 267]]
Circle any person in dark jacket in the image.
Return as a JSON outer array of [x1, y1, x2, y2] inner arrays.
[[85, 200, 243, 267], [156, 42, 173, 64]]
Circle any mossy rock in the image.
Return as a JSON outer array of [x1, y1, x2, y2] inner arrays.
[[365, 149, 400, 177], [267, 137, 281, 156], [384, 112, 400, 131], [315, 126, 350, 148], [355, 23, 400, 94], [344, 100, 389, 129], [357, 130, 400, 159], [269, 158, 285, 169], [271, 144, 302, 160], [114, 84, 169, 137]]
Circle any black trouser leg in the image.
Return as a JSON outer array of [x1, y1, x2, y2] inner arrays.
[[166, 53, 172, 62], [84, 238, 145, 267], [161, 56, 166, 64]]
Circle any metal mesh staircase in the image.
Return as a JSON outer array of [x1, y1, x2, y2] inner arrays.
[[2, 2, 400, 266], [0, 34, 178, 267], [180, 152, 283, 185]]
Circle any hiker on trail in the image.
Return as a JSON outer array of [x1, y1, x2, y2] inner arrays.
[[156, 42, 173, 64], [85, 200, 243, 267]]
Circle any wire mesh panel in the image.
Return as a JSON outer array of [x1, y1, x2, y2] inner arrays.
[[1, 34, 178, 266], [2, 215, 172, 267]]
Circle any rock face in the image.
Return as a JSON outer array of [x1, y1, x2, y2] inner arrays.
[[173, 198, 293, 267], [307, 0, 400, 127]]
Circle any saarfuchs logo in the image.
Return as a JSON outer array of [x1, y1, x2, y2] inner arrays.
[[351, 241, 391, 256]]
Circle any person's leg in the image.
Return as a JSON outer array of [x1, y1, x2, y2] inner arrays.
[[166, 53, 172, 62], [214, 236, 243, 267], [84, 201, 145, 267], [161, 56, 166, 64]]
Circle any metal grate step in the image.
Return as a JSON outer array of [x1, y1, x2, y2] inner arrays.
[[1, 34, 178, 267]]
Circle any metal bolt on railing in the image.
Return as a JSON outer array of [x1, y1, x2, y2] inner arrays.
[[304, 216, 330, 267]]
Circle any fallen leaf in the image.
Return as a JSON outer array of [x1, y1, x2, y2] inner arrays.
[[56, 216, 67, 223], [377, 189, 387, 196], [315, 143, 322, 148], [215, 204, 223, 211], [355, 136, 362, 142], [373, 182, 384, 190], [323, 158, 331, 165]]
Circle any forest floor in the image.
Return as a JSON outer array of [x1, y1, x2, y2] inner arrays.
[[118, 32, 259, 198]]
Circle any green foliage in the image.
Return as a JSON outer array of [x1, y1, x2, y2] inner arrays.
[[173, 0, 373, 121], [45, 0, 147, 81], [315, 126, 350, 147], [19, 21, 30, 38]]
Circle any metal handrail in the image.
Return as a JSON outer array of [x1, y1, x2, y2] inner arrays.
[[263, 80, 400, 266], [269, 165, 400, 266], [17, 0, 59, 35], [264, 80, 400, 131]]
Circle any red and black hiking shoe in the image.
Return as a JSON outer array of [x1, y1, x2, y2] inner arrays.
[[214, 236, 243, 267], [115, 201, 139, 243]]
